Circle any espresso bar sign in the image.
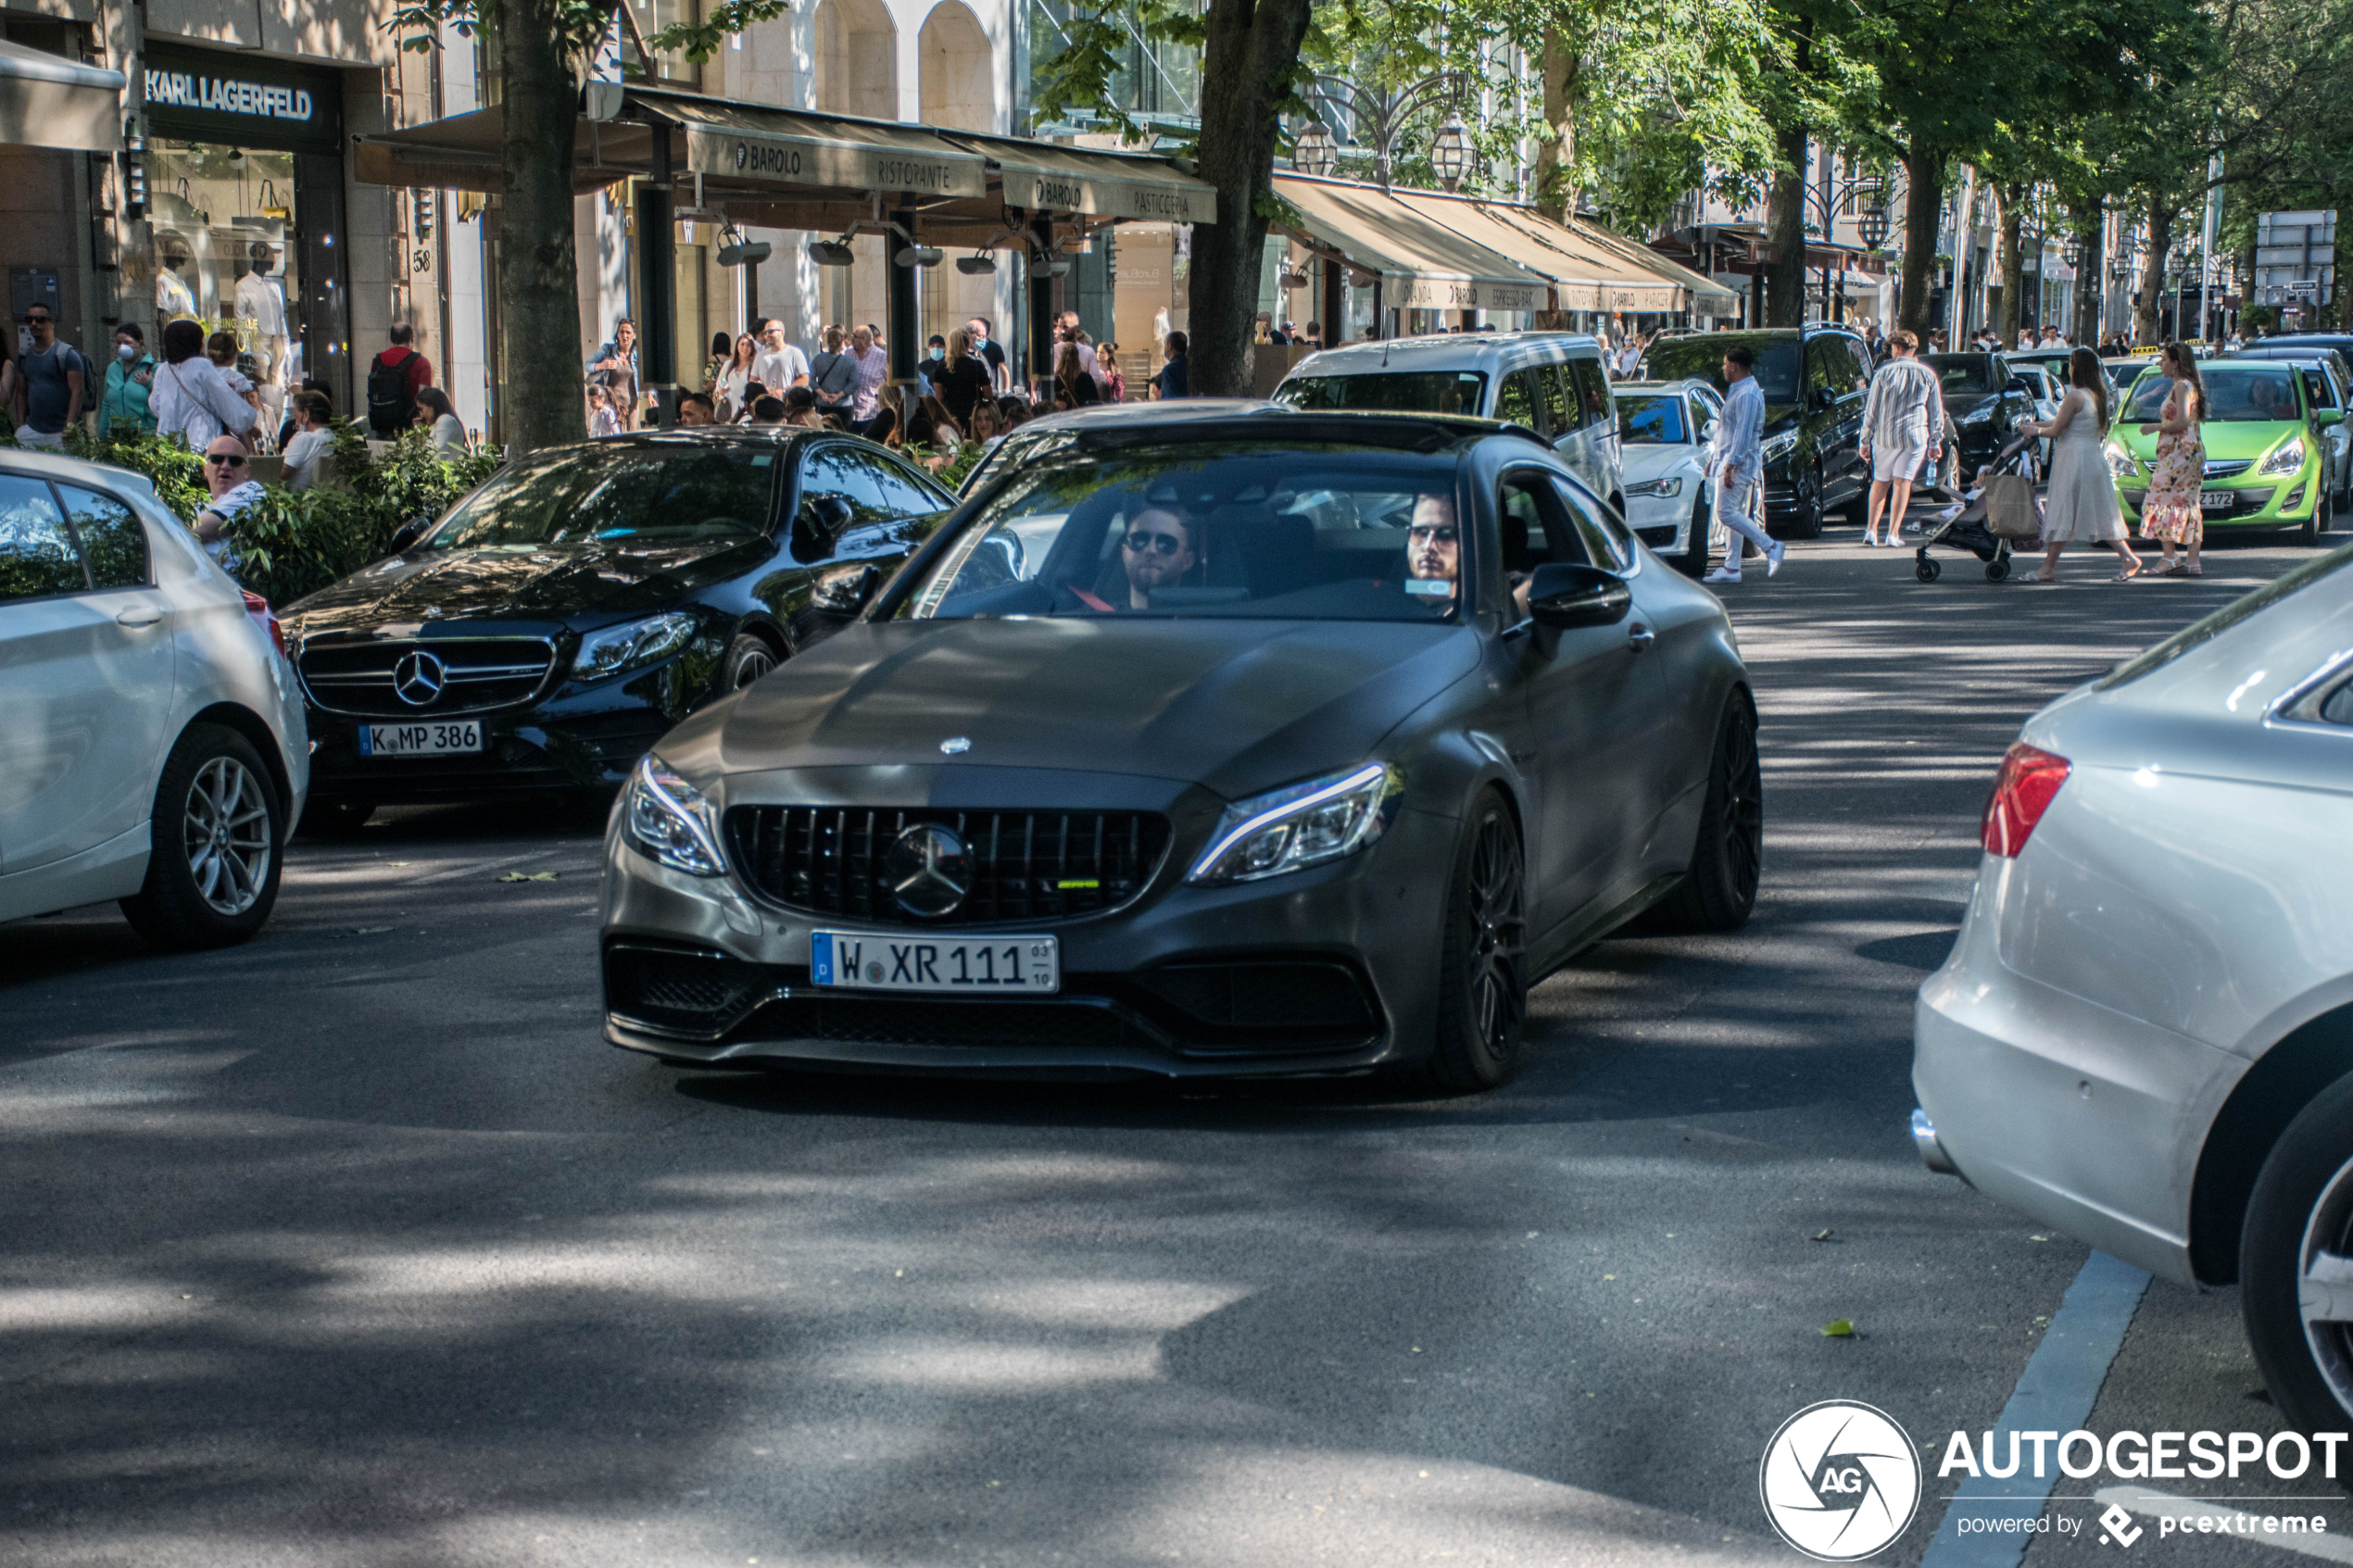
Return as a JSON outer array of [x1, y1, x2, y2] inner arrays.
[[145, 68, 315, 124], [1390, 276, 1546, 312]]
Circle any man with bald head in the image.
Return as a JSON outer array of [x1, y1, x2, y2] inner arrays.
[[193, 434, 264, 569]]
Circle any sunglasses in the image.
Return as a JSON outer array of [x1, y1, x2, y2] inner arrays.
[[24, 315, 50, 325], [205, 453, 248, 468], [1409, 524, 1459, 546], [1122, 531, 1186, 556]]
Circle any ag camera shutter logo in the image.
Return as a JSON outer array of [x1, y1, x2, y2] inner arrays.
[[1760, 1400, 1923, 1561]]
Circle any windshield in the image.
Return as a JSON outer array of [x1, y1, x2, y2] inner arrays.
[[1274, 371, 1488, 417], [1642, 338, 1802, 405], [1617, 395, 1689, 445], [895, 444, 1467, 624], [2126, 364, 2304, 423], [1920, 355, 2001, 395], [426, 444, 778, 550]]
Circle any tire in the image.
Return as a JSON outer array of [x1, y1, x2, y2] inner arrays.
[[720, 631, 783, 693], [1421, 788, 1529, 1093], [2299, 488, 2331, 547], [1985, 558, 2010, 582], [1918, 558, 1942, 582], [1674, 495, 1712, 578], [2242, 1073, 2353, 1439], [296, 797, 375, 838], [120, 723, 284, 951], [1777, 463, 1826, 541], [1638, 693, 1763, 935]]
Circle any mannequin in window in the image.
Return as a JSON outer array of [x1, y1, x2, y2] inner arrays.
[[156, 246, 197, 320], [237, 242, 289, 422]]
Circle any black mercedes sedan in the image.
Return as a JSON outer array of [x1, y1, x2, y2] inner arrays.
[[1919, 353, 2042, 481], [599, 408, 1759, 1090], [283, 430, 955, 828]]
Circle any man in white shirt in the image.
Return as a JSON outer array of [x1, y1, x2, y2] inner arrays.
[[752, 319, 810, 393], [280, 391, 335, 493], [1857, 328, 1946, 546], [1702, 345, 1784, 584], [849, 325, 888, 426]]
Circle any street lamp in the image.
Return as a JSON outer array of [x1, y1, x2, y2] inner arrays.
[[1857, 203, 1889, 250], [1291, 119, 1339, 179], [1297, 71, 1467, 191], [1430, 113, 1473, 192]]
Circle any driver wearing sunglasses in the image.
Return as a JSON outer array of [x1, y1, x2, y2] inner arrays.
[[1115, 507, 1197, 609], [1404, 492, 1531, 617], [193, 434, 264, 566]]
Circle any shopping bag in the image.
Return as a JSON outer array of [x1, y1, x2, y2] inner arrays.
[[1982, 473, 2041, 539]]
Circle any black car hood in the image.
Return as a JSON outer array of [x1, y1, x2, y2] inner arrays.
[[1943, 389, 2001, 420], [287, 537, 762, 632], [707, 616, 1481, 797]]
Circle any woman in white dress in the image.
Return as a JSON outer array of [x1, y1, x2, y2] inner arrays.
[[2020, 346, 2141, 583]]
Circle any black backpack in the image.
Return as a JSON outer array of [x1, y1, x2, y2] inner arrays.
[[367, 351, 416, 435]]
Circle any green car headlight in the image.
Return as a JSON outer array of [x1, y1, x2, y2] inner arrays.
[[2105, 443, 2144, 480], [2258, 437, 2308, 478]]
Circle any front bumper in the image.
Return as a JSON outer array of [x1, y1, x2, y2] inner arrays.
[[2117, 467, 2320, 530], [600, 772, 1458, 1079]]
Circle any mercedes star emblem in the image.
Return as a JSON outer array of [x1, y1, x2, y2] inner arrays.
[[391, 649, 449, 707], [884, 823, 972, 918], [940, 736, 972, 755]]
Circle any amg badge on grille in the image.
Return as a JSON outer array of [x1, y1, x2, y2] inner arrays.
[[939, 736, 972, 755]]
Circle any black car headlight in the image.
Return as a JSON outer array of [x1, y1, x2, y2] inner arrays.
[[574, 611, 697, 683], [1186, 763, 1403, 886], [1958, 404, 1994, 427], [623, 754, 726, 877]]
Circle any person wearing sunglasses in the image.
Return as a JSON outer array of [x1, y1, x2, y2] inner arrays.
[[12, 303, 86, 450], [1404, 493, 1532, 617], [193, 435, 265, 569], [1114, 507, 1198, 609]]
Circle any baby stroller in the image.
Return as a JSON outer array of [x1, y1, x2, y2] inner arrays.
[[1912, 432, 2038, 583]]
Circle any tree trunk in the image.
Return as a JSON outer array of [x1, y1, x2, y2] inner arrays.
[[1897, 145, 1944, 338], [497, 0, 587, 451], [1533, 28, 1578, 220], [2073, 202, 2104, 345], [1995, 183, 2025, 345], [1764, 119, 1810, 327], [1187, 0, 1315, 396], [2135, 191, 2173, 348]]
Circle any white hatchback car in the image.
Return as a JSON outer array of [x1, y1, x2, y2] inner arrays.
[[0, 448, 308, 948], [1612, 378, 1725, 576], [1912, 544, 2353, 1429]]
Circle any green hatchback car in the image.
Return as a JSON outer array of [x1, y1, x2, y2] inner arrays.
[[2107, 360, 2345, 544]]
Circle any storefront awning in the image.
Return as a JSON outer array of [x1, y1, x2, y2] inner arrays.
[[1275, 175, 1550, 312], [1567, 217, 1742, 314], [1390, 191, 1685, 312], [0, 39, 124, 153], [942, 132, 1215, 224], [647, 94, 988, 201]]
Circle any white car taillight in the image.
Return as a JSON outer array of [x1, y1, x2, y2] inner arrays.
[[1982, 743, 2070, 857], [241, 589, 287, 659]]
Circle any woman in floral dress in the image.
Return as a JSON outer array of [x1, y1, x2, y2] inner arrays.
[[2138, 342, 2207, 576]]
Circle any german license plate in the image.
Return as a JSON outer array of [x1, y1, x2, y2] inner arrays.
[[2200, 489, 2237, 510], [811, 930, 1059, 994], [358, 720, 483, 757]]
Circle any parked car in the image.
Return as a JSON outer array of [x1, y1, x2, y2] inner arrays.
[[1613, 378, 1727, 576], [2006, 362, 2065, 468], [2250, 333, 2353, 376], [600, 408, 1759, 1089], [283, 429, 956, 831], [0, 447, 308, 948], [1912, 544, 2353, 1431], [1271, 333, 1627, 515], [1919, 353, 2045, 482], [1638, 326, 1875, 539], [2107, 360, 2342, 545], [2225, 348, 2353, 512]]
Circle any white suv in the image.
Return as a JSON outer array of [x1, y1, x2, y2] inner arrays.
[[1273, 333, 1627, 515], [0, 448, 308, 947]]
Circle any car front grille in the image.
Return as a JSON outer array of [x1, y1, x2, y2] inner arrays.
[[2204, 459, 2252, 479], [724, 807, 1173, 926], [298, 637, 558, 717]]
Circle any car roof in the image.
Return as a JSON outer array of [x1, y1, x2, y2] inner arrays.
[[1615, 378, 1719, 398], [1282, 332, 1602, 377], [0, 444, 170, 500], [1642, 325, 1863, 345], [1041, 405, 1546, 454]]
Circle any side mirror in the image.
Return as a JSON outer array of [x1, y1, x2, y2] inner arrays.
[[812, 560, 882, 614], [2318, 409, 2345, 428], [1811, 386, 1837, 411], [388, 519, 428, 553], [1526, 562, 1630, 630], [1699, 419, 1719, 444], [790, 495, 856, 562], [2009, 379, 2035, 395]]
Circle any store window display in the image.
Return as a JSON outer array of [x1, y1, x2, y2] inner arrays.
[[144, 146, 300, 433]]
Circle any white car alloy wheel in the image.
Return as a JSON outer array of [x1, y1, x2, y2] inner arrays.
[[183, 754, 275, 916]]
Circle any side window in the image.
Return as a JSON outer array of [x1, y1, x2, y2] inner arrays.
[[793, 445, 892, 561], [2303, 370, 2336, 410], [1570, 358, 1615, 430], [1541, 364, 1580, 434], [0, 477, 85, 604], [57, 485, 150, 591], [1548, 475, 1634, 571], [1495, 370, 1545, 434], [1498, 470, 1590, 576], [868, 456, 951, 519], [1802, 341, 1835, 407]]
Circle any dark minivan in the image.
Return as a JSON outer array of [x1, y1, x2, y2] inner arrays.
[[1639, 327, 1874, 537]]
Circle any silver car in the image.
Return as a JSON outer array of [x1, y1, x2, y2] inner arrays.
[[1912, 544, 2353, 1428]]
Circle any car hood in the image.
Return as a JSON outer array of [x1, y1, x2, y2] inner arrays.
[[696, 616, 1481, 798], [2116, 419, 2305, 462], [1942, 389, 2004, 421], [286, 536, 764, 632], [1622, 445, 1703, 481]]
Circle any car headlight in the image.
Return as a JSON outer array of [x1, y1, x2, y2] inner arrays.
[[2105, 442, 2144, 480], [1958, 403, 1994, 426], [1762, 431, 1799, 462], [623, 754, 726, 877], [1625, 476, 1684, 498], [1186, 763, 1403, 886], [2259, 437, 2308, 477], [573, 611, 697, 682]]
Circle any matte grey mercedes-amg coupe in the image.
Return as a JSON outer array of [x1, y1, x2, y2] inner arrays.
[[598, 407, 1758, 1091]]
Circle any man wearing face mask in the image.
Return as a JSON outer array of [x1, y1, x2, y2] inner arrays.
[[966, 317, 1008, 393], [100, 323, 159, 436], [917, 334, 947, 398]]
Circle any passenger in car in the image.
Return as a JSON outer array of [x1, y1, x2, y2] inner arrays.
[[1115, 507, 1197, 608], [1405, 493, 1532, 616]]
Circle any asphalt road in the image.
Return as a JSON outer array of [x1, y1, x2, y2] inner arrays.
[[2, 536, 2337, 1568]]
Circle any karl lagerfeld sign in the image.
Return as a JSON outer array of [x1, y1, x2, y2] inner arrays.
[[145, 68, 315, 124]]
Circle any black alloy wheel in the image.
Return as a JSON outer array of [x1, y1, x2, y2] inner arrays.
[[1638, 694, 1763, 934], [1780, 461, 1825, 540], [1675, 495, 1713, 578], [722, 632, 782, 692], [1423, 789, 1529, 1092], [2242, 1073, 2353, 1439]]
